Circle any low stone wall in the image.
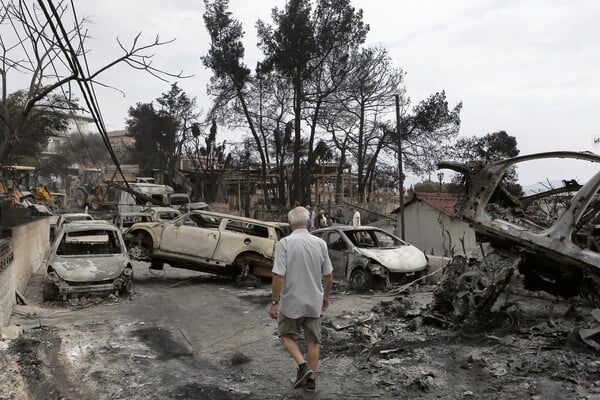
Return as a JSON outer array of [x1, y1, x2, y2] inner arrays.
[[0, 218, 50, 327]]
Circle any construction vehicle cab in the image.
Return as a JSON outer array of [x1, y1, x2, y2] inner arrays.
[[73, 168, 118, 210], [0, 165, 67, 209]]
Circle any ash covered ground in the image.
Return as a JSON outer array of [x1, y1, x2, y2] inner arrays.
[[2, 259, 600, 400]]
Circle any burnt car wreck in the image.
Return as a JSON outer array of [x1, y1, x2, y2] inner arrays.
[[439, 151, 600, 307]]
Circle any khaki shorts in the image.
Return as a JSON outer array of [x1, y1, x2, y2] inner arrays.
[[278, 313, 322, 343]]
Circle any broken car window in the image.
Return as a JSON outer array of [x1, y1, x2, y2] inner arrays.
[[327, 232, 347, 251], [57, 229, 122, 255], [372, 230, 404, 248], [225, 220, 269, 238], [346, 231, 376, 248]]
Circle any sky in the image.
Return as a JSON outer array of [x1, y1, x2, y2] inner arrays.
[[6, 0, 600, 186]]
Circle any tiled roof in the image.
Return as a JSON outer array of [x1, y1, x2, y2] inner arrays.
[[393, 192, 461, 218], [414, 192, 461, 217]]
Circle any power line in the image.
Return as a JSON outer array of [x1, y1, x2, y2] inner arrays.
[[37, 0, 134, 192]]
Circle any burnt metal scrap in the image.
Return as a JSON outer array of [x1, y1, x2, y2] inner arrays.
[[430, 254, 516, 329], [439, 151, 600, 304]]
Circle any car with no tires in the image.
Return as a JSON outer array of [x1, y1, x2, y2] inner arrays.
[[124, 210, 288, 278], [43, 221, 133, 301], [311, 226, 427, 290]]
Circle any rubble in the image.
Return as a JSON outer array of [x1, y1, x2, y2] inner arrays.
[[439, 151, 600, 307], [431, 254, 516, 330]]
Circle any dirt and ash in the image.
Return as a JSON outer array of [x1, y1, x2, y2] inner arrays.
[[2, 259, 600, 399]]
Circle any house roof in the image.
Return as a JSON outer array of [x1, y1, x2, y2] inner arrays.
[[107, 130, 129, 138], [393, 192, 462, 218]]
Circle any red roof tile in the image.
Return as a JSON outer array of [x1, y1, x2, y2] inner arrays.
[[406, 192, 461, 218]]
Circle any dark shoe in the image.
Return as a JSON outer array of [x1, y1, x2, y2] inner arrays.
[[304, 378, 316, 392], [292, 363, 312, 389]]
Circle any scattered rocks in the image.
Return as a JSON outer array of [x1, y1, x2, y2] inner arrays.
[[0, 325, 23, 340], [229, 351, 251, 366]]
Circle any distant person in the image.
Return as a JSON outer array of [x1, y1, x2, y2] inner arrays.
[[317, 209, 328, 228], [269, 207, 333, 392], [306, 205, 315, 231], [351, 207, 361, 227], [50, 173, 57, 191], [335, 208, 344, 222], [65, 175, 73, 195], [55, 175, 63, 192], [392, 224, 399, 237]]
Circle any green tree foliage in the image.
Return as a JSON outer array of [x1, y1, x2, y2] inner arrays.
[[202, 0, 269, 202], [454, 130, 519, 161], [413, 180, 450, 193], [155, 83, 199, 182], [183, 119, 230, 202], [257, 0, 368, 205], [0, 90, 75, 163], [0, 1, 185, 166], [44, 133, 111, 175], [202, 0, 462, 208], [322, 47, 404, 202], [398, 91, 462, 176], [451, 130, 522, 195], [126, 102, 178, 174]]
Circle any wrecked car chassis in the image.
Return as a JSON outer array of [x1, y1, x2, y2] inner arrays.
[[44, 268, 133, 300], [440, 151, 600, 303]]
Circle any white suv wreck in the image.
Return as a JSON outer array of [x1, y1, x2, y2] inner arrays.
[[123, 210, 288, 278]]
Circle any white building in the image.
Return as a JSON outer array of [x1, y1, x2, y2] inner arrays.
[[394, 192, 478, 257], [45, 113, 96, 155]]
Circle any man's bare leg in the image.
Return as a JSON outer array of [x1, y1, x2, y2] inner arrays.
[[307, 341, 319, 379], [281, 336, 306, 365]]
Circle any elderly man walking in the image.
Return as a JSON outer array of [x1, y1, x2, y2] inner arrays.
[[269, 206, 333, 392]]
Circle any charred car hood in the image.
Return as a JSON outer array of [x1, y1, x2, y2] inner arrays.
[[356, 246, 427, 273], [51, 254, 129, 282]]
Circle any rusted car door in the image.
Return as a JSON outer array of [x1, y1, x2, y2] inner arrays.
[[158, 214, 221, 258]]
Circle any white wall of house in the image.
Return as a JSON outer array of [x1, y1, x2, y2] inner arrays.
[[403, 201, 477, 257], [45, 115, 97, 154]]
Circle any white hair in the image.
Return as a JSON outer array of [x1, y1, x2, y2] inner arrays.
[[288, 206, 310, 227]]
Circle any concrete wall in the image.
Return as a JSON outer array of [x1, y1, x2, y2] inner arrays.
[[403, 202, 477, 257], [0, 218, 50, 326]]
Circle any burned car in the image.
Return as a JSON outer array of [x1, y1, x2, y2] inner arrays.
[[142, 206, 182, 222], [439, 151, 600, 304], [112, 208, 181, 233], [311, 226, 427, 290], [51, 212, 95, 241], [43, 221, 133, 301], [112, 211, 153, 233], [124, 210, 288, 278]]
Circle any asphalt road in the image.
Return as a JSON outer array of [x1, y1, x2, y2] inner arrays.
[[5, 261, 391, 399]]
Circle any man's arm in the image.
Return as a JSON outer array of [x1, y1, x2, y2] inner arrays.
[[269, 273, 284, 319], [322, 274, 332, 312]]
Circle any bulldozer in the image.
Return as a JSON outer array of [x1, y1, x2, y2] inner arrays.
[[72, 168, 120, 210]]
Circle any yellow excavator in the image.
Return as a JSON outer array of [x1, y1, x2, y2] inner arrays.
[[0, 165, 67, 209]]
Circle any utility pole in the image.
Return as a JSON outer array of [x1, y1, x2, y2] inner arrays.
[[395, 94, 405, 240]]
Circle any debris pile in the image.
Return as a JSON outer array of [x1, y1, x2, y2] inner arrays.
[[431, 253, 516, 330], [321, 281, 600, 398]]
